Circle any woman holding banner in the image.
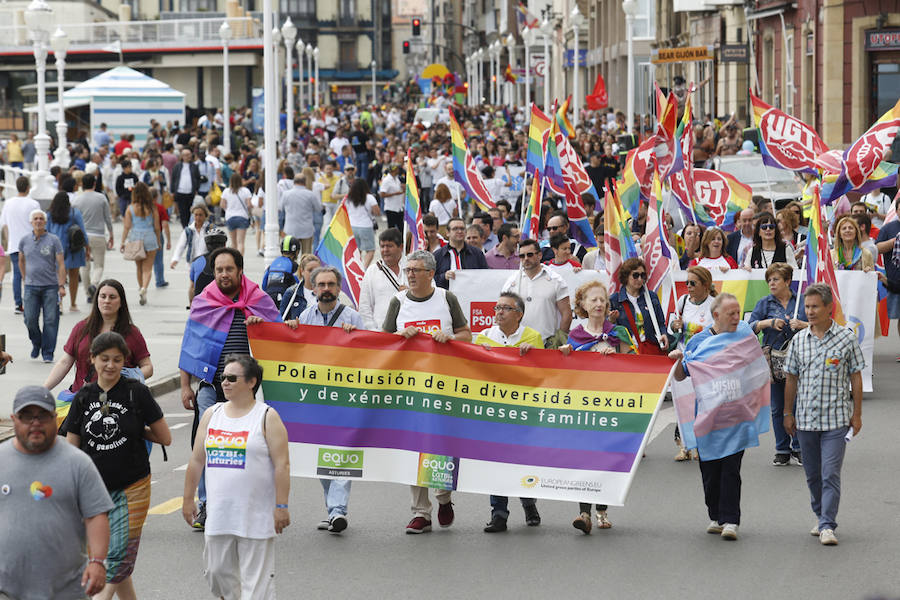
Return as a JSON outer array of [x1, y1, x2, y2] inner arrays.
[[748, 263, 807, 467], [610, 258, 669, 356]]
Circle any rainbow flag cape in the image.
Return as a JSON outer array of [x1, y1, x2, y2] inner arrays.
[[404, 150, 426, 252], [604, 183, 638, 291], [643, 172, 674, 293], [521, 170, 541, 240], [526, 103, 552, 177], [315, 200, 366, 307], [449, 109, 496, 210], [751, 91, 828, 174], [672, 321, 770, 460], [543, 115, 566, 196], [805, 181, 846, 325], [556, 95, 575, 139]]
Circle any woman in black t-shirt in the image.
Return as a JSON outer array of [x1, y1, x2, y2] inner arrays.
[[65, 332, 171, 599]]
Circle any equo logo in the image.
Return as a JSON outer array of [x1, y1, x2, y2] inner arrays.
[[422, 458, 455, 471], [322, 452, 359, 465]]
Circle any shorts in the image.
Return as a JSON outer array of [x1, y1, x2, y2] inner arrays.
[[226, 216, 251, 231], [353, 227, 376, 252], [887, 291, 900, 319], [204, 535, 275, 600], [127, 230, 159, 252]]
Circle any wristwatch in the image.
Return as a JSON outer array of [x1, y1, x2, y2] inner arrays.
[[88, 557, 107, 568]]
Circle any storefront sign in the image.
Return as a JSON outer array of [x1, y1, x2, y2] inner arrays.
[[333, 86, 358, 102], [720, 44, 749, 63], [866, 29, 900, 51], [652, 46, 713, 64]]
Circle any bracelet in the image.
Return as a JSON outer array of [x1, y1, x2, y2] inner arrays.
[[88, 557, 106, 568], [275, 503, 288, 509], [784, 413, 793, 416]]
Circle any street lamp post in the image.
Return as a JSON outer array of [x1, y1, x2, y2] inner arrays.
[[281, 17, 296, 145], [476, 49, 484, 104], [622, 0, 638, 135], [313, 46, 320, 109], [506, 33, 516, 109], [219, 20, 232, 155], [51, 26, 69, 169], [521, 28, 530, 107], [541, 19, 552, 112], [305, 44, 313, 110], [493, 41, 501, 106], [371, 60, 377, 105], [272, 27, 282, 118], [24, 0, 53, 201], [263, 0, 279, 264], [570, 5, 585, 127], [295, 39, 304, 113]]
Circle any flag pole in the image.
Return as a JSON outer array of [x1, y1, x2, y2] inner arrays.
[[793, 252, 807, 320]]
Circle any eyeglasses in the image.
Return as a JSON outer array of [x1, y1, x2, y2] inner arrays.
[[16, 411, 54, 424], [403, 267, 431, 275], [631, 272, 647, 279], [222, 374, 242, 383], [547, 225, 565, 231], [517, 251, 537, 259], [760, 223, 777, 231], [686, 280, 699, 287], [493, 305, 520, 313]]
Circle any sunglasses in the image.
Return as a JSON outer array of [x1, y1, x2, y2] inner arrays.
[[222, 374, 242, 383], [517, 251, 537, 259], [760, 223, 777, 231], [631, 272, 647, 279]]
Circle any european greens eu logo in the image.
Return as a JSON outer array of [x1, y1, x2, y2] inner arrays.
[[316, 448, 364, 478], [416, 453, 459, 491]]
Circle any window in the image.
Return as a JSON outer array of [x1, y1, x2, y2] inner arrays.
[[339, 39, 356, 69], [180, 0, 216, 11], [382, 36, 392, 67], [763, 35, 774, 104], [339, 0, 356, 22], [632, 0, 656, 39], [281, 0, 316, 17]]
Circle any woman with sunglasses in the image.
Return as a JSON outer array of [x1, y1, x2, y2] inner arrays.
[[610, 257, 669, 355], [831, 215, 874, 272], [183, 354, 291, 599], [690, 227, 738, 272], [668, 266, 717, 460], [748, 263, 808, 466], [63, 332, 171, 600], [742, 212, 797, 269]]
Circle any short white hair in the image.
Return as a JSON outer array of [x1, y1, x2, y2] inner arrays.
[[29, 209, 46, 220]]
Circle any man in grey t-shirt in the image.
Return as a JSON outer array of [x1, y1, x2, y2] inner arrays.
[[18, 210, 65, 362], [0, 386, 113, 600], [73, 173, 114, 300]]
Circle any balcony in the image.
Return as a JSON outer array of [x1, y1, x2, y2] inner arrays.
[[0, 16, 262, 55]]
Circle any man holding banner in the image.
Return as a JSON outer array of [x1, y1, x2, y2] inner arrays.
[[382, 250, 472, 533]]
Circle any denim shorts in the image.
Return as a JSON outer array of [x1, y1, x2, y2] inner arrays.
[[887, 291, 900, 319], [354, 227, 375, 252], [226, 216, 250, 231]]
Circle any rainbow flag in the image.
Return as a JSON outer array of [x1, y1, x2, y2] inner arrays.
[[516, 2, 539, 32], [751, 91, 828, 174], [672, 321, 770, 459], [805, 181, 846, 325], [248, 323, 674, 504], [526, 102, 551, 177], [671, 84, 694, 176], [619, 137, 656, 220], [315, 200, 366, 307], [543, 116, 566, 196], [449, 109, 496, 210], [653, 88, 678, 182], [605, 183, 638, 291], [556, 95, 575, 139], [691, 169, 752, 231], [521, 170, 541, 240], [821, 160, 898, 204], [404, 150, 426, 252], [841, 98, 900, 190], [643, 172, 674, 293], [504, 64, 517, 83], [554, 126, 598, 247]]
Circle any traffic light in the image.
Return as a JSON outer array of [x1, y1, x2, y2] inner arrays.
[[412, 18, 421, 36], [403, 40, 410, 54]]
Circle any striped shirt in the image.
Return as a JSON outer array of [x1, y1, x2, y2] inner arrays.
[[783, 322, 865, 431]]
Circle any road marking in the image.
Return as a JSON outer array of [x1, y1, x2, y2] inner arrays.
[[163, 413, 193, 419], [174, 463, 188, 471], [169, 422, 190, 430], [148, 496, 184, 515]]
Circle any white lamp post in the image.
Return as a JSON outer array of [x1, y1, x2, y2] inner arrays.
[[264, 1, 279, 264], [540, 18, 552, 112], [520, 28, 530, 107], [219, 20, 232, 155], [371, 60, 377, 105], [476, 49, 484, 104], [272, 26, 282, 118], [50, 26, 69, 169], [305, 44, 313, 110], [281, 17, 296, 144], [313, 46, 320, 109], [24, 0, 53, 200], [493, 41, 502, 105], [294, 39, 304, 112], [622, 0, 638, 135], [570, 5, 585, 127]]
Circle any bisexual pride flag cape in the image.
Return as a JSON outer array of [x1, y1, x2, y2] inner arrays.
[[672, 321, 770, 460]]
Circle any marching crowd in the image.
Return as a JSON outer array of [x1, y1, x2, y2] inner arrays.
[[0, 96, 897, 599]]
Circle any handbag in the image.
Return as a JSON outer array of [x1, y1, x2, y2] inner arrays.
[[123, 239, 146, 261], [762, 339, 789, 381]]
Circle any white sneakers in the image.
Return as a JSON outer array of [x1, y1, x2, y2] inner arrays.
[[706, 521, 724, 534], [721, 523, 739, 540], [819, 528, 838, 545], [810, 525, 820, 536]]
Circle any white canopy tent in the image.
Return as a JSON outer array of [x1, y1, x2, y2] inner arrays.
[[26, 66, 185, 150]]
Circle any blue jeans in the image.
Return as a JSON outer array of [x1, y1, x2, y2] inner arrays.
[[490, 495, 536, 520], [10, 252, 23, 307], [320, 479, 351, 518], [355, 152, 369, 181], [196, 384, 221, 505], [770, 380, 800, 454], [797, 427, 849, 531], [24, 284, 59, 360], [153, 232, 167, 285]]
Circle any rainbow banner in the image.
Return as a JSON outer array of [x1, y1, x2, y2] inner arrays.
[[315, 200, 366, 307], [248, 324, 674, 505]]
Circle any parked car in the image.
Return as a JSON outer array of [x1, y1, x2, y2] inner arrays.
[[712, 154, 804, 210], [413, 107, 450, 128]]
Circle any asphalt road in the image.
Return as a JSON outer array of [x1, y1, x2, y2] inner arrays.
[[135, 340, 900, 600]]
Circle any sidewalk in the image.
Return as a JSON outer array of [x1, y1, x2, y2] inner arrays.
[[0, 217, 272, 417]]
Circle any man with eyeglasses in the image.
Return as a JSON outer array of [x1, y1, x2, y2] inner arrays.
[[1, 386, 114, 599], [474, 291, 542, 532], [433, 217, 488, 289], [382, 250, 472, 534], [540, 211, 588, 263], [502, 238, 572, 349]]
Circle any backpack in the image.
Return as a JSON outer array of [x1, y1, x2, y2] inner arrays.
[[263, 256, 298, 307], [67, 215, 87, 253]]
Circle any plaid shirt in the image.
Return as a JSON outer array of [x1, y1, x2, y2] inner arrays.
[[783, 322, 865, 431]]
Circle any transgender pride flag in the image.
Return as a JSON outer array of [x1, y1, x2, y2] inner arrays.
[[672, 321, 770, 461]]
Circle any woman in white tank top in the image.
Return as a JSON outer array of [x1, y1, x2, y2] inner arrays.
[[182, 354, 291, 600]]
